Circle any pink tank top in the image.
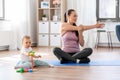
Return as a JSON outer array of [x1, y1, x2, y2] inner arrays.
[[62, 31, 80, 53]]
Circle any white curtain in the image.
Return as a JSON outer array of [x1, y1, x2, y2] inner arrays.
[[77, 0, 97, 48], [67, 0, 97, 48], [5, 0, 31, 49]]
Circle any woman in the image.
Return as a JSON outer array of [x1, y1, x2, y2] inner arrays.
[[53, 9, 104, 64]]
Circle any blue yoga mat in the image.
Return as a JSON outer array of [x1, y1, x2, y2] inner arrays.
[[45, 60, 120, 66]]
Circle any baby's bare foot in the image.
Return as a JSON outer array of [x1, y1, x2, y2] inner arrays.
[[49, 64, 54, 68]]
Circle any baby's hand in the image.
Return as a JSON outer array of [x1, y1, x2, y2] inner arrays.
[[38, 55, 42, 58], [34, 55, 41, 58]]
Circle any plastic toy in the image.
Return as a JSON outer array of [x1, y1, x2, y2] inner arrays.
[[28, 69, 33, 72], [30, 51, 35, 70], [24, 68, 29, 72], [16, 68, 33, 73], [30, 51, 35, 56], [16, 51, 35, 73], [16, 68, 24, 73]]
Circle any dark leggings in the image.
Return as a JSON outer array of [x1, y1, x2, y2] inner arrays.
[[53, 47, 93, 63]]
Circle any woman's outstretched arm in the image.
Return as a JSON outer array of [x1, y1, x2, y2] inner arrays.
[[81, 22, 105, 31], [61, 23, 82, 36], [61, 23, 82, 31]]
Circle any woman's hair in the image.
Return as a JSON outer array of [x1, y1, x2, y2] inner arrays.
[[64, 9, 79, 37]]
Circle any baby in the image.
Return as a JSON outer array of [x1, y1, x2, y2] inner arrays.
[[15, 35, 53, 69]]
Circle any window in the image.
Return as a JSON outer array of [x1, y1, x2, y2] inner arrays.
[[0, 0, 4, 20], [96, 0, 120, 21]]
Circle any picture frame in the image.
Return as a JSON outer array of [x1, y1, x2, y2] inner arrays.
[[0, 0, 5, 20], [41, 1, 49, 8]]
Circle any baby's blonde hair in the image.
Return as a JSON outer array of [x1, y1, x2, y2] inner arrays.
[[22, 35, 31, 43]]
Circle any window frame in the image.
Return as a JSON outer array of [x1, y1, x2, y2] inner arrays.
[[96, 0, 120, 22], [0, 0, 5, 20]]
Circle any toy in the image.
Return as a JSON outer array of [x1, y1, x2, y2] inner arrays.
[[16, 68, 33, 73], [24, 68, 29, 72], [30, 51, 35, 56], [28, 69, 33, 72], [16, 51, 35, 73], [16, 68, 24, 73], [30, 51, 35, 70]]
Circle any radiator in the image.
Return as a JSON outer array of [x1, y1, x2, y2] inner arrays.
[[0, 45, 9, 50], [0, 30, 12, 50]]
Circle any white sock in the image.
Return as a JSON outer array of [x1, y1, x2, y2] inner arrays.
[[49, 64, 54, 68]]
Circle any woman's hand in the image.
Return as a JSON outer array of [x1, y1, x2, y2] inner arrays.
[[95, 22, 105, 28]]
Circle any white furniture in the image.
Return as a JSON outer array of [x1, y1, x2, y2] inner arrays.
[[50, 34, 61, 46], [38, 21, 61, 46], [37, 0, 66, 47], [38, 22, 49, 33], [50, 21, 61, 46], [38, 34, 49, 46], [50, 22, 61, 33]]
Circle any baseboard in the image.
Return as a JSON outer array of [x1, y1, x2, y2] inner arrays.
[[98, 43, 120, 47], [0, 45, 9, 51], [0, 43, 37, 51], [31, 43, 37, 47]]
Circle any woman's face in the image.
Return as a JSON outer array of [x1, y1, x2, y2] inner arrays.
[[67, 11, 78, 24]]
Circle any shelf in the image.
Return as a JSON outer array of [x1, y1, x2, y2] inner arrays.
[[38, 8, 50, 10], [38, 8, 61, 10], [49, 20, 61, 22], [38, 9, 49, 21], [50, 9, 61, 21], [37, 0, 66, 46], [38, 20, 49, 22], [50, 33, 60, 35], [38, 33, 49, 35], [38, 20, 61, 22], [50, 8, 61, 9]]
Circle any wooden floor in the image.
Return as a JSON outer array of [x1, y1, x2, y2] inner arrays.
[[0, 47, 120, 80]]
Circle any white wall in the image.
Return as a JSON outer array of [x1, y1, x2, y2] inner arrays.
[[0, 0, 37, 49], [29, 0, 37, 45], [67, 0, 77, 9]]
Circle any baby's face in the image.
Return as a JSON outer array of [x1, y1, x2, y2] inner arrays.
[[22, 38, 31, 48]]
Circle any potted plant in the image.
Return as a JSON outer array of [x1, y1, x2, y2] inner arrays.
[[42, 14, 47, 21]]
